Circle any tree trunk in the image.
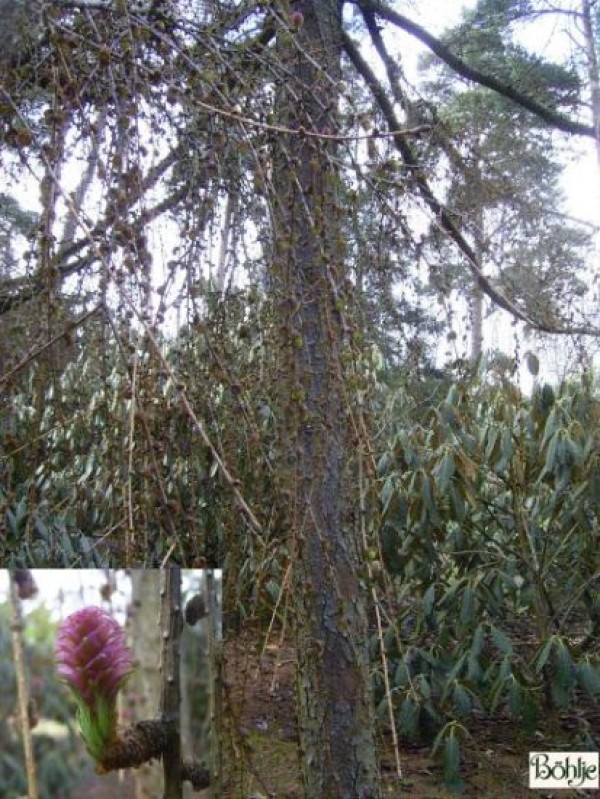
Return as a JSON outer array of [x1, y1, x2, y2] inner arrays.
[[581, 0, 600, 169], [129, 570, 163, 799], [470, 283, 483, 363], [9, 574, 39, 799], [159, 567, 183, 799], [270, 2, 380, 797]]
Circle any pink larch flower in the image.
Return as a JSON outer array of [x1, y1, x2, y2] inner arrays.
[[290, 10, 304, 28], [56, 606, 133, 705], [55, 607, 134, 760]]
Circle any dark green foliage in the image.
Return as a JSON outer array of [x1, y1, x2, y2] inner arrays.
[[0, 193, 37, 276], [373, 371, 600, 783], [430, 721, 468, 793], [1, 285, 277, 567], [439, 0, 581, 111]]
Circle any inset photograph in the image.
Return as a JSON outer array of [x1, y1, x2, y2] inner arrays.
[[1, 568, 221, 799]]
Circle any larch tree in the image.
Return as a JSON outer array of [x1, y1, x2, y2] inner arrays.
[[269, 2, 379, 795], [1, 1, 599, 797]]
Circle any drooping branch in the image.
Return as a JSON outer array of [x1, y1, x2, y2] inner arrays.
[[0, 2, 277, 317], [60, 110, 107, 250], [342, 26, 600, 338], [0, 139, 184, 316], [0, 305, 102, 387], [353, 0, 595, 139], [139, 323, 264, 538]]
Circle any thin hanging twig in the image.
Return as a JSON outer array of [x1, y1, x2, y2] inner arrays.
[[9, 574, 39, 799]]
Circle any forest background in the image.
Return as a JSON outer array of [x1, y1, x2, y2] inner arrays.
[[1, 0, 600, 796]]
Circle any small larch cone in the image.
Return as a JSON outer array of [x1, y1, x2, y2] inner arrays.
[[97, 721, 210, 785], [55, 606, 134, 762], [97, 719, 171, 772], [13, 569, 38, 599]]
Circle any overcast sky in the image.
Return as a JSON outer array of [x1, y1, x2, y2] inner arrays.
[[0, 570, 221, 625]]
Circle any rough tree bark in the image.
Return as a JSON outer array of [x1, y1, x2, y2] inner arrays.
[[130, 570, 163, 799], [159, 567, 183, 799], [270, 2, 380, 797], [470, 207, 486, 364]]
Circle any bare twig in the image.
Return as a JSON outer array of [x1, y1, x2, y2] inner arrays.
[[0, 305, 102, 387], [136, 322, 264, 538], [8, 574, 39, 799], [126, 352, 138, 566]]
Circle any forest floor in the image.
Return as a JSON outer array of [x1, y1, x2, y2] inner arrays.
[[222, 625, 600, 799]]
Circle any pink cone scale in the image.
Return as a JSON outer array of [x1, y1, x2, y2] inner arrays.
[[55, 606, 134, 762]]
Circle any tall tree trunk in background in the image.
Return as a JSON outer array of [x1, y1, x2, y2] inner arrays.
[[270, 2, 380, 796], [581, 0, 600, 169], [129, 570, 162, 799], [470, 283, 483, 362], [9, 574, 39, 799], [159, 567, 183, 799]]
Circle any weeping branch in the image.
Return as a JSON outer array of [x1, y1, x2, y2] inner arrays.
[[0, 2, 276, 317]]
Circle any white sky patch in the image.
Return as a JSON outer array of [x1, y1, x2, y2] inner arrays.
[[0, 569, 128, 623], [0, 569, 221, 626]]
